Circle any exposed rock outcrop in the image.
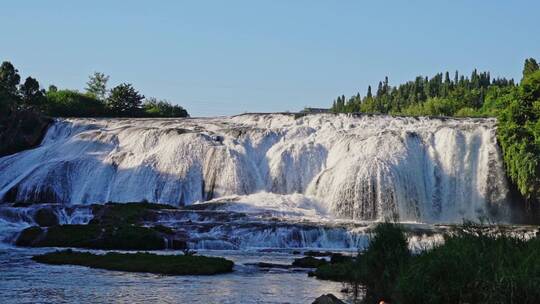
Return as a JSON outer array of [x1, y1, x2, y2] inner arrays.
[[0, 110, 52, 157]]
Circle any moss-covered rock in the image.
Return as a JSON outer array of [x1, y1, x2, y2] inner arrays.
[[292, 256, 328, 268], [34, 208, 59, 227], [90, 202, 175, 225], [16, 224, 167, 250], [32, 250, 234, 275], [15, 226, 44, 246], [14, 202, 189, 250]]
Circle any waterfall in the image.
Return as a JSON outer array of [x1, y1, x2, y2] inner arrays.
[[0, 114, 510, 223]]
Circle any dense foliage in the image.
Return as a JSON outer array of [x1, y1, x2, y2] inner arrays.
[[315, 223, 540, 304], [331, 58, 540, 203], [331, 69, 516, 117], [0, 60, 189, 118], [45, 90, 107, 117], [497, 69, 540, 202], [143, 97, 190, 118]]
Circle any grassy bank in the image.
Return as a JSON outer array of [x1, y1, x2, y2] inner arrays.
[[314, 223, 540, 304], [33, 250, 234, 275]]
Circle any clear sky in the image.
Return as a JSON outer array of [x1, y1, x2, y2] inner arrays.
[[2, 1, 539, 116]]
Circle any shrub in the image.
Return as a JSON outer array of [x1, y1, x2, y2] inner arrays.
[[356, 223, 410, 302], [143, 98, 189, 117], [45, 90, 106, 117], [314, 261, 355, 281], [314, 223, 410, 302]]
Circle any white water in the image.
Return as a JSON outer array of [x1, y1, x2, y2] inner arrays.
[[0, 113, 510, 223]]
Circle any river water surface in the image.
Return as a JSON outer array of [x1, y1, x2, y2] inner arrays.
[[0, 246, 346, 304]]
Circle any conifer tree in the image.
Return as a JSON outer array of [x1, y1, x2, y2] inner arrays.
[[107, 83, 144, 116]]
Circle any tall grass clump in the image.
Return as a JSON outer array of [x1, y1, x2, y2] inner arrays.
[[315, 223, 540, 304], [347, 222, 410, 303], [395, 226, 540, 304]]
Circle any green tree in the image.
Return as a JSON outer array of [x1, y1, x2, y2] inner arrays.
[[19, 77, 45, 110], [522, 58, 539, 79], [0, 61, 21, 114], [107, 83, 144, 116], [85, 72, 109, 100], [0, 61, 21, 96], [143, 98, 189, 117]]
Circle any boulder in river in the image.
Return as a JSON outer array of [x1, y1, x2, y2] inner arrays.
[[292, 256, 327, 268], [34, 208, 59, 227], [312, 294, 345, 304]]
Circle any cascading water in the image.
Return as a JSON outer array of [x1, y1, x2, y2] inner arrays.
[[0, 113, 510, 224]]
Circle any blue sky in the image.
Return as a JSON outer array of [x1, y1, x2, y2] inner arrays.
[[2, 1, 539, 116]]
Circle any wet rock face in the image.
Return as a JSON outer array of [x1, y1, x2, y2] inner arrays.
[[33, 208, 59, 227], [0, 110, 52, 157]]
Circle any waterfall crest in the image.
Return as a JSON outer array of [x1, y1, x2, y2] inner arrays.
[[0, 114, 510, 223]]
